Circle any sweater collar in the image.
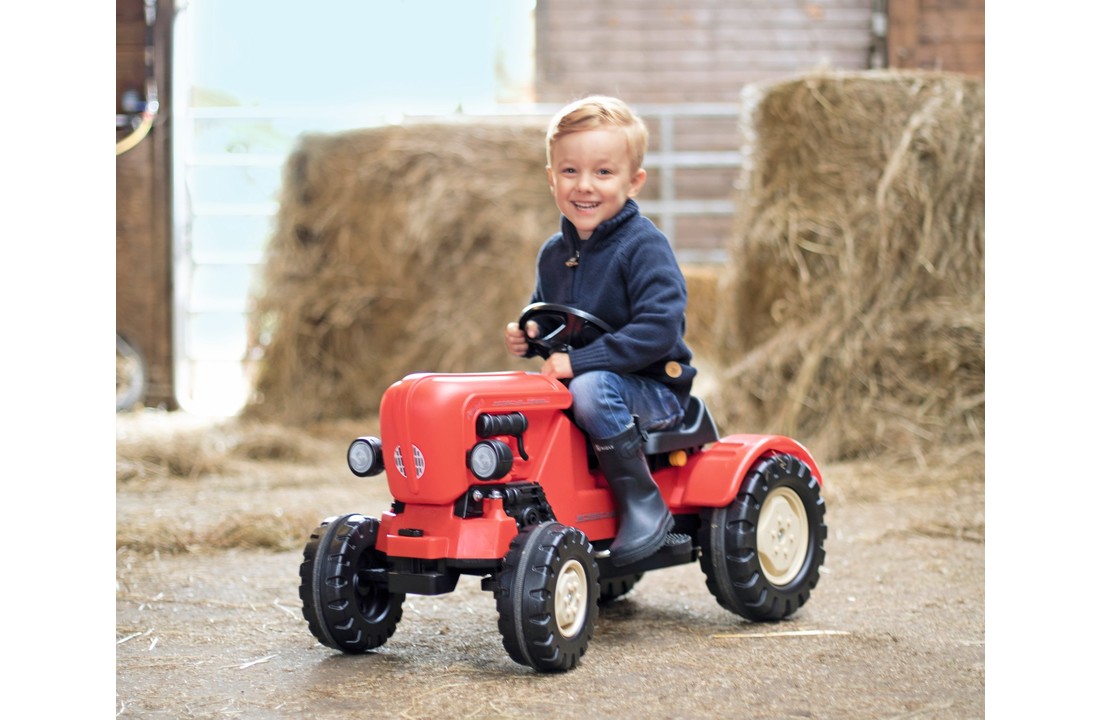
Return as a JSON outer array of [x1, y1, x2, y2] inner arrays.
[[561, 198, 640, 247]]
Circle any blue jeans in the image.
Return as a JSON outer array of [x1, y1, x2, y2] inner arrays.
[[567, 370, 686, 440]]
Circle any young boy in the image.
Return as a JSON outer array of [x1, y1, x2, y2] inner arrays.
[[504, 95, 697, 566]]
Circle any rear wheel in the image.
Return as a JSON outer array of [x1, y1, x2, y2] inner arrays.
[[700, 454, 826, 621], [598, 573, 643, 605], [495, 522, 599, 672], [299, 514, 404, 652]]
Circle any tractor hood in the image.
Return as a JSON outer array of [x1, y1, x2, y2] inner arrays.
[[378, 372, 573, 505]]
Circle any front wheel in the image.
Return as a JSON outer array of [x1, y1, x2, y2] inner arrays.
[[299, 514, 405, 653], [700, 454, 827, 621], [495, 522, 599, 672], [116, 334, 146, 412]]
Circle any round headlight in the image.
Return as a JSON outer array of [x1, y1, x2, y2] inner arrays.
[[468, 439, 513, 480], [347, 436, 384, 477]]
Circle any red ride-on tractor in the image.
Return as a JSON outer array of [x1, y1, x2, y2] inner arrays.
[[299, 303, 827, 672]]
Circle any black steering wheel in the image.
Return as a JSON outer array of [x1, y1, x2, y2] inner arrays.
[[518, 303, 613, 359]]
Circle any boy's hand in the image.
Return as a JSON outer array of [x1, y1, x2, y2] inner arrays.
[[540, 352, 573, 380], [505, 321, 539, 357]]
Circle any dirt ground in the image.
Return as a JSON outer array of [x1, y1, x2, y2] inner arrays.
[[115, 410, 985, 719]]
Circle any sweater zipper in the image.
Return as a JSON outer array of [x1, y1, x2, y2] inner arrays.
[[567, 238, 581, 302]]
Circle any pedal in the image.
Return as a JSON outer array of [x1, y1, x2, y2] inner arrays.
[[663, 532, 692, 548], [594, 534, 689, 565]]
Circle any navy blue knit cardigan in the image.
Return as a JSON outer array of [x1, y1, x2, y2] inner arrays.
[[528, 199, 697, 404]]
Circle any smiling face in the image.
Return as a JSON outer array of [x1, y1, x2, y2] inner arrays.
[[546, 127, 647, 240]]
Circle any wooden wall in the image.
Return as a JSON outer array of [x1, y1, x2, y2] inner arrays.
[[116, 0, 176, 408], [535, 0, 877, 104], [535, 0, 984, 102], [887, 0, 985, 78]]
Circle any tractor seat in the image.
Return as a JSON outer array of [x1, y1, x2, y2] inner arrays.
[[643, 396, 720, 455]]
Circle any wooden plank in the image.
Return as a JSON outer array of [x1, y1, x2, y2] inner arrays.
[[887, 0, 922, 69], [887, 0, 984, 76], [116, 0, 144, 24], [911, 42, 985, 76], [116, 46, 148, 113], [116, 19, 146, 46], [116, 0, 147, 45], [918, 8, 985, 42]]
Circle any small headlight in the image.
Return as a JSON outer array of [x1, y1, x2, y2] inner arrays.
[[468, 439, 513, 480], [347, 436, 384, 477]]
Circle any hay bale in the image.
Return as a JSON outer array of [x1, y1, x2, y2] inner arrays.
[[243, 121, 559, 424], [682, 263, 722, 359], [712, 70, 984, 462]]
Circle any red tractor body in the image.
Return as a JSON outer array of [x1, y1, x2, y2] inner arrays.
[[373, 372, 821, 567]]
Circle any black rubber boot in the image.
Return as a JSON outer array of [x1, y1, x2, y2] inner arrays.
[[592, 423, 675, 567]]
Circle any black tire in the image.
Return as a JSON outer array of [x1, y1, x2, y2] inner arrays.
[[700, 454, 827, 621], [299, 514, 404, 653], [495, 522, 599, 672], [598, 573, 644, 606], [116, 334, 146, 412]]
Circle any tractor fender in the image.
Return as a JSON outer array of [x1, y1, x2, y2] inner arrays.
[[679, 433, 823, 508]]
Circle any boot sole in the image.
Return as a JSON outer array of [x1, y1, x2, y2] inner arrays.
[[610, 514, 675, 567]]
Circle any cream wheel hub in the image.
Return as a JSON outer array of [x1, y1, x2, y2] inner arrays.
[[554, 559, 588, 638], [758, 487, 809, 586]]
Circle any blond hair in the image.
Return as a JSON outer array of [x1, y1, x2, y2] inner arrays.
[[546, 96, 649, 172]]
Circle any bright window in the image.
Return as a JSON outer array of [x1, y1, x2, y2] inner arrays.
[[173, 0, 534, 414]]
